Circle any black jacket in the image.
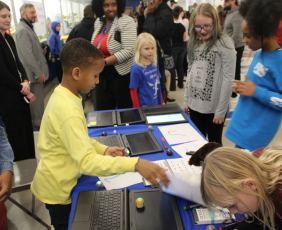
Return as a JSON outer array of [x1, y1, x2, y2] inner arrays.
[[0, 33, 35, 161], [143, 3, 174, 55], [67, 17, 95, 42], [0, 33, 27, 107]]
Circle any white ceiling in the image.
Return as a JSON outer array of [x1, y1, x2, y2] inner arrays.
[[71, 0, 92, 4]]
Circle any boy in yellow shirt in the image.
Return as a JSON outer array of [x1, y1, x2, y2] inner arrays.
[[31, 38, 169, 230]]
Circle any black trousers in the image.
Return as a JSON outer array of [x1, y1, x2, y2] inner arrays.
[[235, 46, 244, 81], [189, 108, 225, 144], [172, 46, 186, 88], [92, 65, 132, 110], [45, 203, 72, 230]]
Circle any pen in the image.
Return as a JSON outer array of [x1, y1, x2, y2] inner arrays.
[[161, 137, 168, 150]]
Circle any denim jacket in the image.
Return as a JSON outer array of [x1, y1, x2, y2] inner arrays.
[[0, 117, 14, 173]]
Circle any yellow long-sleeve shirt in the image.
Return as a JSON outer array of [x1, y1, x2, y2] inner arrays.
[[31, 85, 138, 204]]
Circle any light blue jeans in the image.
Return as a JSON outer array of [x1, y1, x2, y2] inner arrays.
[[0, 117, 14, 173]]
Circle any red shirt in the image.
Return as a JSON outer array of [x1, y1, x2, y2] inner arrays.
[[93, 33, 110, 57], [275, 20, 282, 46]]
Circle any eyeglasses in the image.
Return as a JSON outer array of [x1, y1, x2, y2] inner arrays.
[[194, 24, 213, 32]]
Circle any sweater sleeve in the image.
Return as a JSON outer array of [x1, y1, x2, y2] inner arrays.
[[215, 36, 236, 118], [15, 29, 42, 80], [0, 122, 14, 173], [113, 16, 137, 64], [130, 88, 140, 108], [60, 116, 138, 176], [252, 63, 282, 112], [49, 35, 56, 56]]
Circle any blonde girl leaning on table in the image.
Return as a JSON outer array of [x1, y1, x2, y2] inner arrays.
[[201, 147, 282, 230], [184, 3, 236, 145]]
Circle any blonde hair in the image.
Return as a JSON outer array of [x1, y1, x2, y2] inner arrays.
[[187, 3, 222, 62], [201, 147, 282, 230], [134, 32, 157, 66]]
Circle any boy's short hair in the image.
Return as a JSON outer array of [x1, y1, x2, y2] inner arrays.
[[60, 38, 103, 72]]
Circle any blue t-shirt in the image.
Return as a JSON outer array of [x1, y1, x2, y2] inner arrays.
[[130, 64, 162, 106], [225, 49, 282, 151]]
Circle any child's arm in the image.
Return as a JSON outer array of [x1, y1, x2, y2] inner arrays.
[[235, 80, 282, 111], [129, 65, 141, 108], [89, 138, 108, 155], [60, 117, 138, 176], [130, 88, 140, 108], [61, 117, 170, 185]]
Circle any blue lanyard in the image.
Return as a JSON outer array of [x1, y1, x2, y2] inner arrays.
[[95, 22, 112, 49]]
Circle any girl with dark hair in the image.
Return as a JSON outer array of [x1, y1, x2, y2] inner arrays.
[[91, 0, 136, 110], [184, 3, 236, 144], [225, 0, 282, 151]]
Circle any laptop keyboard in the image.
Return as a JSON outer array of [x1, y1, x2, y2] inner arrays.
[[90, 190, 124, 230], [95, 135, 124, 147]]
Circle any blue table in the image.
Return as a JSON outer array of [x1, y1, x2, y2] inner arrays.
[[68, 114, 220, 230]]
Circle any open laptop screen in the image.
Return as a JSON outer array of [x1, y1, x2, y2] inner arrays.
[[123, 132, 162, 156], [118, 109, 144, 125], [146, 113, 186, 125]]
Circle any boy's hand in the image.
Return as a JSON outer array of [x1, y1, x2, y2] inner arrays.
[[135, 159, 170, 187], [105, 147, 124, 157], [0, 171, 13, 202], [233, 80, 256, 96]]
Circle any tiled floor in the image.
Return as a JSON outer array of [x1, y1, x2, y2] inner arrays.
[[7, 47, 259, 229]]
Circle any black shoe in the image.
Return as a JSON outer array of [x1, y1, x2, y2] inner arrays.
[[177, 84, 183, 89], [167, 97, 175, 102]]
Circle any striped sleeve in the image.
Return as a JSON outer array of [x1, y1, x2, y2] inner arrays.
[[113, 16, 137, 64]]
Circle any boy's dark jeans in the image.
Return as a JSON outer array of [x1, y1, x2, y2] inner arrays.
[[45, 203, 71, 230]]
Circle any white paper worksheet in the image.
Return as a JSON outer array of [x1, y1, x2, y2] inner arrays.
[[99, 172, 143, 190], [158, 123, 205, 145], [172, 139, 208, 159]]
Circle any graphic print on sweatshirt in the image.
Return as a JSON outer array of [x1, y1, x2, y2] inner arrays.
[[188, 49, 216, 102]]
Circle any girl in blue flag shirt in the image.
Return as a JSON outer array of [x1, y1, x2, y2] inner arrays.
[[225, 0, 282, 151], [130, 33, 163, 107]]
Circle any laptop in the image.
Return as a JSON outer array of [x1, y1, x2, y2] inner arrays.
[[87, 111, 117, 127], [141, 103, 182, 115], [87, 109, 145, 127], [145, 113, 187, 125], [92, 131, 163, 156], [71, 189, 183, 230], [122, 132, 162, 156], [117, 108, 145, 125], [94, 135, 124, 147], [140, 103, 188, 125]]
